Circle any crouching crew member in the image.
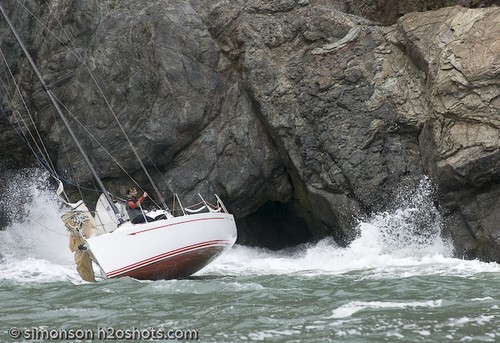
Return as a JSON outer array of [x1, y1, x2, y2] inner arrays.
[[126, 187, 154, 224]]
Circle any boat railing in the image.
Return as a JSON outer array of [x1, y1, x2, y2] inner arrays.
[[214, 194, 228, 213], [92, 192, 230, 224], [179, 193, 228, 215]]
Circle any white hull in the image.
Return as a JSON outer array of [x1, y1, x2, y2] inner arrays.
[[3, 9, 238, 282], [86, 212, 237, 280]]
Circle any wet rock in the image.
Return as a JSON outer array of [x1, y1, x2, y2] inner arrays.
[[1, 1, 500, 261]]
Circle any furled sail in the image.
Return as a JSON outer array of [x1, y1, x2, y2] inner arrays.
[[61, 201, 97, 282]]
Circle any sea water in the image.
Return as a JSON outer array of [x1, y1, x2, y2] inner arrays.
[[0, 170, 499, 342]]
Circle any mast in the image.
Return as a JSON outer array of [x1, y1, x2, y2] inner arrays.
[[0, 4, 123, 223]]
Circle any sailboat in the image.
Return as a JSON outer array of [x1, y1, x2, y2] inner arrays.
[[62, 189, 237, 282], [0, 5, 237, 282]]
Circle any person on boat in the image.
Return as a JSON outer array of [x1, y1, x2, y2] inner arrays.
[[126, 187, 154, 224]]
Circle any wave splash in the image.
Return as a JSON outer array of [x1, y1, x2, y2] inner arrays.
[[353, 178, 451, 258], [0, 168, 77, 282], [0, 171, 497, 282], [205, 178, 499, 277]]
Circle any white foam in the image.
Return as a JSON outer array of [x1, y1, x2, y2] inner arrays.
[[203, 178, 500, 278], [471, 297, 494, 302], [0, 168, 77, 283], [203, 230, 499, 278], [248, 329, 301, 341], [449, 315, 495, 326], [151, 279, 265, 294], [328, 300, 442, 319], [1, 171, 499, 283], [0, 257, 77, 283]]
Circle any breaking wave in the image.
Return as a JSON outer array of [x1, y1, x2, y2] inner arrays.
[[0, 170, 498, 283], [203, 179, 499, 278], [0, 168, 77, 282]]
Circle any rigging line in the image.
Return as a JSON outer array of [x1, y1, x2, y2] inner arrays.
[[2, 55, 121, 200], [0, 102, 54, 175], [144, 151, 174, 194], [92, 87, 170, 213], [1, 107, 54, 175], [137, 153, 175, 213], [33, 0, 171, 212], [51, 102, 162, 209], [21, 71, 75, 104], [20, 0, 170, 211], [47, 105, 86, 202], [0, 59, 76, 107], [0, 51, 50, 165], [94, 81, 171, 212], [0, 46, 60, 178], [0, 48, 57, 175], [9, 108, 57, 176], [48, 92, 164, 210], [29, 216, 67, 237], [49, 97, 145, 191], [0, 3, 125, 223], [0, 75, 69, 200], [14, 0, 77, 52]]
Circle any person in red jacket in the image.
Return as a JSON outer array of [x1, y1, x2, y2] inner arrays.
[[126, 187, 153, 224]]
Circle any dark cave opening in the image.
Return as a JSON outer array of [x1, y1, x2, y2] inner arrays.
[[235, 200, 313, 250]]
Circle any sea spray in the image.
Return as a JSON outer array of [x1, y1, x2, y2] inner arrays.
[[204, 178, 455, 277], [0, 171, 499, 342], [0, 168, 76, 282], [353, 177, 453, 258], [0, 171, 486, 282]]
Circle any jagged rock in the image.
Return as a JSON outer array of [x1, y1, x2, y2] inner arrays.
[[402, 6, 500, 261], [0, 1, 499, 260]]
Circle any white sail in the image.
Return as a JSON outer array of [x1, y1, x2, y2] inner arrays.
[[94, 194, 128, 235], [2, 4, 237, 281]]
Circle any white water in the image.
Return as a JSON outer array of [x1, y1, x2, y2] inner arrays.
[[0, 168, 77, 282], [203, 179, 500, 278], [1, 170, 499, 284]]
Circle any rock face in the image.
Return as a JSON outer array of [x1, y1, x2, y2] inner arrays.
[[337, 0, 496, 26], [408, 7, 500, 261], [0, 1, 499, 260]]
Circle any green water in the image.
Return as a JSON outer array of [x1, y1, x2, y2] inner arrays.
[[1, 245, 499, 342], [1, 177, 499, 342]]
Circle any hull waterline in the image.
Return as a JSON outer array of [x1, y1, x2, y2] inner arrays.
[[113, 243, 230, 280], [86, 212, 237, 280]]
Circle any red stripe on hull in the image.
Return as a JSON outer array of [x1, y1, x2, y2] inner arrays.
[[108, 243, 230, 280], [128, 217, 226, 236]]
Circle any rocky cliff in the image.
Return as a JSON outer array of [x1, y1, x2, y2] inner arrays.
[[1, 0, 499, 261]]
